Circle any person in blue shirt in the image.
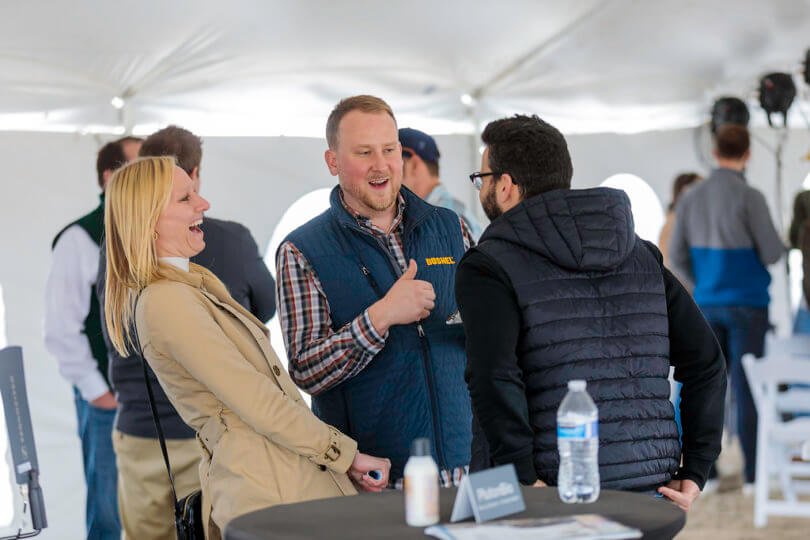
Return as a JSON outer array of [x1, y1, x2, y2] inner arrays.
[[669, 124, 785, 486], [399, 127, 483, 241]]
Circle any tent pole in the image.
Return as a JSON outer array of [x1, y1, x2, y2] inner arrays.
[[467, 104, 485, 225], [775, 128, 793, 334]]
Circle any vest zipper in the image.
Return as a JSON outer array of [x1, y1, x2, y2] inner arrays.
[[417, 322, 447, 471], [344, 224, 403, 280], [345, 223, 447, 470]]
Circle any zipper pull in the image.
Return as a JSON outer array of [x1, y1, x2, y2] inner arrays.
[[417, 324, 425, 337], [361, 266, 370, 276]]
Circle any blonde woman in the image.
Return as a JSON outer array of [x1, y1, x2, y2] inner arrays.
[[104, 156, 390, 539]]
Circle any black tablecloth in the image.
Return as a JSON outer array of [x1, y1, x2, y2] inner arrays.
[[225, 487, 686, 540]]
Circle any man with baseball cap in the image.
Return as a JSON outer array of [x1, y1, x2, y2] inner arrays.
[[399, 127, 483, 239]]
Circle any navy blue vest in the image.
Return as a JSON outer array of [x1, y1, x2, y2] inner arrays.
[[284, 186, 472, 478]]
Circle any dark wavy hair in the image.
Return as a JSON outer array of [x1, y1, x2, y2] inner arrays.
[[96, 141, 128, 188], [481, 114, 573, 200], [140, 125, 203, 175], [669, 172, 701, 210]]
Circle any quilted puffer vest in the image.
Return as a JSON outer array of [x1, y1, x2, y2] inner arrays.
[[474, 187, 680, 491]]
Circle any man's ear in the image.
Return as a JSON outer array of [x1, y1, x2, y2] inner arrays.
[[403, 155, 420, 175], [325, 149, 339, 176], [742, 149, 751, 163], [190, 166, 200, 181], [101, 169, 113, 190], [499, 173, 522, 205], [498, 173, 514, 196]]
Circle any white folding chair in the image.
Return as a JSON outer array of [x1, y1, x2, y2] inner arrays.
[[743, 352, 810, 527]]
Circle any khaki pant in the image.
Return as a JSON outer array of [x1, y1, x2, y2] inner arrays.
[[113, 430, 201, 540]]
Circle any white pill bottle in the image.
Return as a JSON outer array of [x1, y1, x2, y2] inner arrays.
[[404, 437, 439, 526]]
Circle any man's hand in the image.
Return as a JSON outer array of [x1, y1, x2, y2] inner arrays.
[[90, 391, 118, 410], [658, 479, 700, 512], [368, 260, 435, 334], [532, 479, 547, 487]]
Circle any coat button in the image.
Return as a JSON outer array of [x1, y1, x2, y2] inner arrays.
[[273, 366, 281, 376], [318, 464, 327, 471]]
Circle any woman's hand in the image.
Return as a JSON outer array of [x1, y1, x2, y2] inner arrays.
[[348, 452, 391, 492]]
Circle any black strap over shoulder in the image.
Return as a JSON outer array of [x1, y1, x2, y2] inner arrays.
[[130, 298, 181, 522], [132, 296, 202, 539]]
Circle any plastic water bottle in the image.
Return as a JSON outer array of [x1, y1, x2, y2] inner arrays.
[[404, 438, 439, 526], [557, 379, 600, 503]]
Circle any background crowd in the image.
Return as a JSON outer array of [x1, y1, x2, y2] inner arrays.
[[40, 93, 808, 539]]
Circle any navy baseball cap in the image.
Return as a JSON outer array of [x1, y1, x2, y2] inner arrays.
[[398, 128, 440, 163]]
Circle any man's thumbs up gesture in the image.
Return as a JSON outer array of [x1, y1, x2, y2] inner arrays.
[[368, 259, 436, 335]]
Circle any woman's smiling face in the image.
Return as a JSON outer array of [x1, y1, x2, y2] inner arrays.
[[154, 166, 210, 259]]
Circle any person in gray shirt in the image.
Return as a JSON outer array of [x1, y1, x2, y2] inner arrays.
[[669, 124, 784, 486]]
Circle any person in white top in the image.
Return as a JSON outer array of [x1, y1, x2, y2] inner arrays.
[[44, 136, 141, 540]]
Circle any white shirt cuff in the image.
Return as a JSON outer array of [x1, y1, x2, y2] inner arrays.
[[75, 370, 110, 402]]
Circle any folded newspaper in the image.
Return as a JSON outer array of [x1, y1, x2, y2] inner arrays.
[[424, 514, 642, 540]]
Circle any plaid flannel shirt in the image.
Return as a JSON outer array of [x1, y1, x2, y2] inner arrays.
[[276, 190, 474, 487]]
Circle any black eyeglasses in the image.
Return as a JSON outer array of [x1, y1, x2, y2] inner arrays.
[[469, 171, 501, 190]]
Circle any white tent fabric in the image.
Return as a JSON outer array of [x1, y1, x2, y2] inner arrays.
[[2, 1, 810, 136]]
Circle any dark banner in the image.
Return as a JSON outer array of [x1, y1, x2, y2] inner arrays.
[[0, 346, 39, 485]]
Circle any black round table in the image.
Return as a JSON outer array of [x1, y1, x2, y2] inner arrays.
[[225, 487, 686, 540]]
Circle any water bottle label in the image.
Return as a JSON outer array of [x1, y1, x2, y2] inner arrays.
[[557, 421, 598, 439]]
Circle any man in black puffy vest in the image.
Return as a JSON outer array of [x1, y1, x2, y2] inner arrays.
[[455, 114, 726, 512]]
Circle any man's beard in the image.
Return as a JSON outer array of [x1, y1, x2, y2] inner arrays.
[[345, 176, 398, 213], [482, 186, 502, 221]]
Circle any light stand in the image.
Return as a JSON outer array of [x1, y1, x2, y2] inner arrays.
[[749, 127, 792, 330]]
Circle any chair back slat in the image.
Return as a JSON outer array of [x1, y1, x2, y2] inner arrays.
[[742, 355, 810, 387], [742, 354, 810, 422], [775, 390, 810, 413]]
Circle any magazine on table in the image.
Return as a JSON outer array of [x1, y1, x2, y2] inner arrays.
[[424, 514, 642, 540]]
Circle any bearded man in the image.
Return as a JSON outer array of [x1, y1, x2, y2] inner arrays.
[[456, 114, 726, 512], [276, 95, 475, 486]]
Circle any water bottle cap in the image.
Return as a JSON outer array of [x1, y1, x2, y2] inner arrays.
[[410, 438, 431, 456], [568, 380, 586, 391]]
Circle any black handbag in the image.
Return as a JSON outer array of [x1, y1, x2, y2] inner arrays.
[[132, 317, 205, 540]]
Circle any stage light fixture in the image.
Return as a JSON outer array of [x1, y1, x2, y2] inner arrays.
[[758, 72, 796, 128]]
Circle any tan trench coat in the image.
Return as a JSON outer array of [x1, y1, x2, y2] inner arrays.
[[135, 263, 357, 539]]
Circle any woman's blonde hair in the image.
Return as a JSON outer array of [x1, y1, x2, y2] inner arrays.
[[104, 156, 176, 356]]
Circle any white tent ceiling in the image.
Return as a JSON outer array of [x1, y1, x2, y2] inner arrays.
[[3, 0, 810, 136]]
